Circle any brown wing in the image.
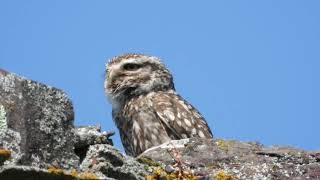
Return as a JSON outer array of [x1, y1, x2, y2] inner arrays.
[[152, 91, 213, 140]]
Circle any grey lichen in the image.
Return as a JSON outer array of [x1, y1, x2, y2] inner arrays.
[[0, 105, 7, 136], [0, 73, 16, 93]]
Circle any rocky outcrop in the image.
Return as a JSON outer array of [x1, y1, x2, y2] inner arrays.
[[0, 166, 77, 180], [139, 138, 320, 179], [0, 69, 146, 180], [80, 144, 147, 180], [0, 69, 319, 180], [74, 125, 114, 163], [0, 69, 78, 169]]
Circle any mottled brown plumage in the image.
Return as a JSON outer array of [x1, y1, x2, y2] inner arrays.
[[105, 53, 213, 156]]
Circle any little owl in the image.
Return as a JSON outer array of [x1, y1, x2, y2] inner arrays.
[[104, 53, 213, 157]]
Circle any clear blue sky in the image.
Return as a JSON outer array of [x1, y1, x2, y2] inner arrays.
[[1, 1, 319, 151]]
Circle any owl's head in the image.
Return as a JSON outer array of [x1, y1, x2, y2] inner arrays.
[[105, 53, 174, 102]]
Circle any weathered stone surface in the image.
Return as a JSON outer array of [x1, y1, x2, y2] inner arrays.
[[0, 69, 79, 169], [0, 129, 20, 165], [0, 166, 76, 180], [1, 69, 320, 180], [74, 125, 114, 163], [139, 138, 320, 179], [80, 144, 147, 180], [75, 125, 114, 149]]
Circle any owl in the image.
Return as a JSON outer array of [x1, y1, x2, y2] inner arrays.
[[104, 53, 213, 157]]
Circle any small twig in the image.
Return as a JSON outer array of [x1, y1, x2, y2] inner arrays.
[[166, 143, 186, 180]]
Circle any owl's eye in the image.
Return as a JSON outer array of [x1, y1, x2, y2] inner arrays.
[[123, 63, 141, 71]]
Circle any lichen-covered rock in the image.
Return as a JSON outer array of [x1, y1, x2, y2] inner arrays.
[[139, 138, 320, 179], [0, 149, 11, 166], [0, 166, 77, 180], [75, 126, 114, 149], [0, 105, 7, 136], [0, 69, 79, 169], [0, 129, 21, 166], [80, 144, 147, 180], [1, 68, 320, 180], [74, 125, 114, 163]]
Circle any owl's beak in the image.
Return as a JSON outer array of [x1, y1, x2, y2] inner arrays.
[[107, 70, 113, 84], [106, 64, 125, 86], [107, 68, 118, 85], [106, 70, 111, 82]]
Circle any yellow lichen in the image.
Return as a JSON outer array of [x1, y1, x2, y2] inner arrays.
[[215, 139, 235, 149], [145, 175, 156, 180], [167, 173, 177, 180], [69, 169, 78, 177], [47, 166, 64, 175], [214, 171, 237, 180], [153, 167, 165, 176], [185, 175, 197, 180], [0, 149, 11, 160], [47, 166, 98, 179], [148, 166, 198, 180], [79, 172, 99, 180], [137, 156, 159, 166], [164, 172, 197, 180]]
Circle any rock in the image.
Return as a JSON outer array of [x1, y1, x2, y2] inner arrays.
[[0, 165, 108, 180], [138, 138, 320, 179], [0, 69, 147, 180], [75, 125, 114, 149], [80, 144, 147, 180], [164, 164, 175, 173], [0, 166, 76, 180], [0, 129, 21, 165], [74, 125, 114, 162], [1, 68, 320, 180], [0, 69, 79, 169]]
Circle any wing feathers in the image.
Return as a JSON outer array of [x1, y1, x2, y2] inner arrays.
[[152, 92, 213, 140]]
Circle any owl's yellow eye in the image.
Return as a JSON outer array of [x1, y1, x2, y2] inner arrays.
[[123, 63, 141, 71]]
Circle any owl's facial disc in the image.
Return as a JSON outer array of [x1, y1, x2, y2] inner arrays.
[[106, 58, 152, 96], [105, 53, 174, 101]]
